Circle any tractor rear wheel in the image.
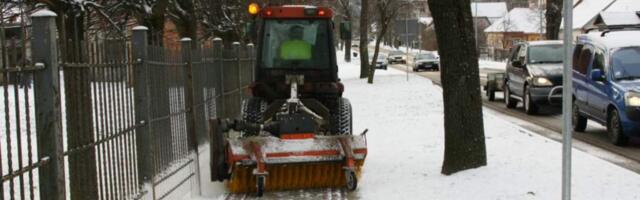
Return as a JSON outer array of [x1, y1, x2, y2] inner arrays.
[[331, 98, 353, 135]]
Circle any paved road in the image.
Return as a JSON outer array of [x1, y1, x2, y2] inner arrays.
[[383, 62, 640, 172]]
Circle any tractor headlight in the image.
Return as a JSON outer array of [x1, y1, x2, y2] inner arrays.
[[625, 91, 640, 107], [532, 77, 553, 87]]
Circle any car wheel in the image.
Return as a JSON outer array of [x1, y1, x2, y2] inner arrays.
[[607, 109, 629, 146], [524, 86, 538, 115], [505, 84, 518, 109], [572, 101, 587, 132]]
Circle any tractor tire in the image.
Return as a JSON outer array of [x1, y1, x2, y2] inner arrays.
[[241, 98, 268, 135], [331, 98, 353, 135]]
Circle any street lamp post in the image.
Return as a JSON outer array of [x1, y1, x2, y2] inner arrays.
[[562, 0, 574, 199]]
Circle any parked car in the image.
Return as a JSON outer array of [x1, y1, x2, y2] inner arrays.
[[412, 52, 440, 71], [370, 53, 388, 70], [504, 40, 564, 115], [572, 29, 640, 146], [387, 50, 406, 64], [484, 72, 505, 101]]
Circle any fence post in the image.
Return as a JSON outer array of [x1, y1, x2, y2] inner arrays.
[[213, 38, 225, 119], [132, 26, 153, 187], [181, 38, 202, 195], [31, 9, 65, 200], [232, 42, 241, 116]]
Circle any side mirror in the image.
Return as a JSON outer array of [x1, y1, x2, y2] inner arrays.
[[511, 60, 523, 68], [591, 69, 605, 82], [340, 22, 352, 40]]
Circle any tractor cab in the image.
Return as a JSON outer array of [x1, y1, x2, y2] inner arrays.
[[249, 5, 343, 102]]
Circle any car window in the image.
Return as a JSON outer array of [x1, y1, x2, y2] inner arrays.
[[390, 51, 403, 56], [572, 44, 584, 74], [528, 44, 563, 64], [591, 49, 606, 76], [517, 45, 527, 62], [576, 46, 593, 75], [416, 54, 435, 60], [260, 19, 330, 69], [611, 47, 640, 81], [510, 45, 521, 61]]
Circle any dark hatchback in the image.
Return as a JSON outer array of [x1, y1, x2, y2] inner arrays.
[[504, 41, 564, 115]]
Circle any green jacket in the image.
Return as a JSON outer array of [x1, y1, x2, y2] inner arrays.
[[279, 40, 312, 60]]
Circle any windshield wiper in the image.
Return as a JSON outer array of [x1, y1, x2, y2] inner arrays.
[[617, 76, 640, 81], [532, 61, 562, 64]]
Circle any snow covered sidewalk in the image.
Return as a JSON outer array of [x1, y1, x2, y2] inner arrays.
[[191, 52, 640, 199]]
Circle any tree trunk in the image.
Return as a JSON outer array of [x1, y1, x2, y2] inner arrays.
[[359, 0, 369, 79], [368, 25, 388, 84], [546, 0, 563, 40], [428, 0, 487, 175], [345, 39, 352, 62]]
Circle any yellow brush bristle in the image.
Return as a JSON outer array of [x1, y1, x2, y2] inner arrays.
[[226, 161, 364, 193]]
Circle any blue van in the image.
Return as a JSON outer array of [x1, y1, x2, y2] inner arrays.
[[572, 30, 640, 146]]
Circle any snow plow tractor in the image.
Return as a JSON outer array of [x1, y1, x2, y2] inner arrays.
[[209, 4, 367, 196]]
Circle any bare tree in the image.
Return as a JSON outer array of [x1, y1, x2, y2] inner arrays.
[[428, 0, 487, 175], [546, 0, 563, 40], [337, 0, 353, 62], [168, 0, 198, 42], [367, 0, 401, 84], [359, 0, 369, 79]]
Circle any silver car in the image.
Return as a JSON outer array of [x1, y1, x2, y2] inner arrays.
[[413, 53, 440, 71], [370, 53, 388, 70]]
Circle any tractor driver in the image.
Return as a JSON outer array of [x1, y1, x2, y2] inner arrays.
[[279, 25, 312, 60]]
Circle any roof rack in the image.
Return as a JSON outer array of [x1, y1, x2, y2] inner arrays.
[[599, 24, 640, 37]]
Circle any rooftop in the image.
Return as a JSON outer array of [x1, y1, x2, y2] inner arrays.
[[484, 8, 545, 34], [470, 2, 508, 19], [605, 0, 640, 12], [563, 0, 616, 29]]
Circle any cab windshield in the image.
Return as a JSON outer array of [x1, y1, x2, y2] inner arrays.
[[260, 19, 331, 69], [612, 47, 640, 81], [528, 44, 563, 64]]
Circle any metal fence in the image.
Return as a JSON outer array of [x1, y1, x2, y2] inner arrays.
[[1, 5, 42, 200], [1, 9, 255, 200]]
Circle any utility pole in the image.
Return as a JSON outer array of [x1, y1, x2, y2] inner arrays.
[[561, 0, 573, 199]]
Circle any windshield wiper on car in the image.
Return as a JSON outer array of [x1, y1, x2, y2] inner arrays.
[[531, 61, 562, 64], [616, 76, 640, 81]]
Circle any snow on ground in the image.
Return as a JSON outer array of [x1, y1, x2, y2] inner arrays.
[[190, 51, 640, 199]]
